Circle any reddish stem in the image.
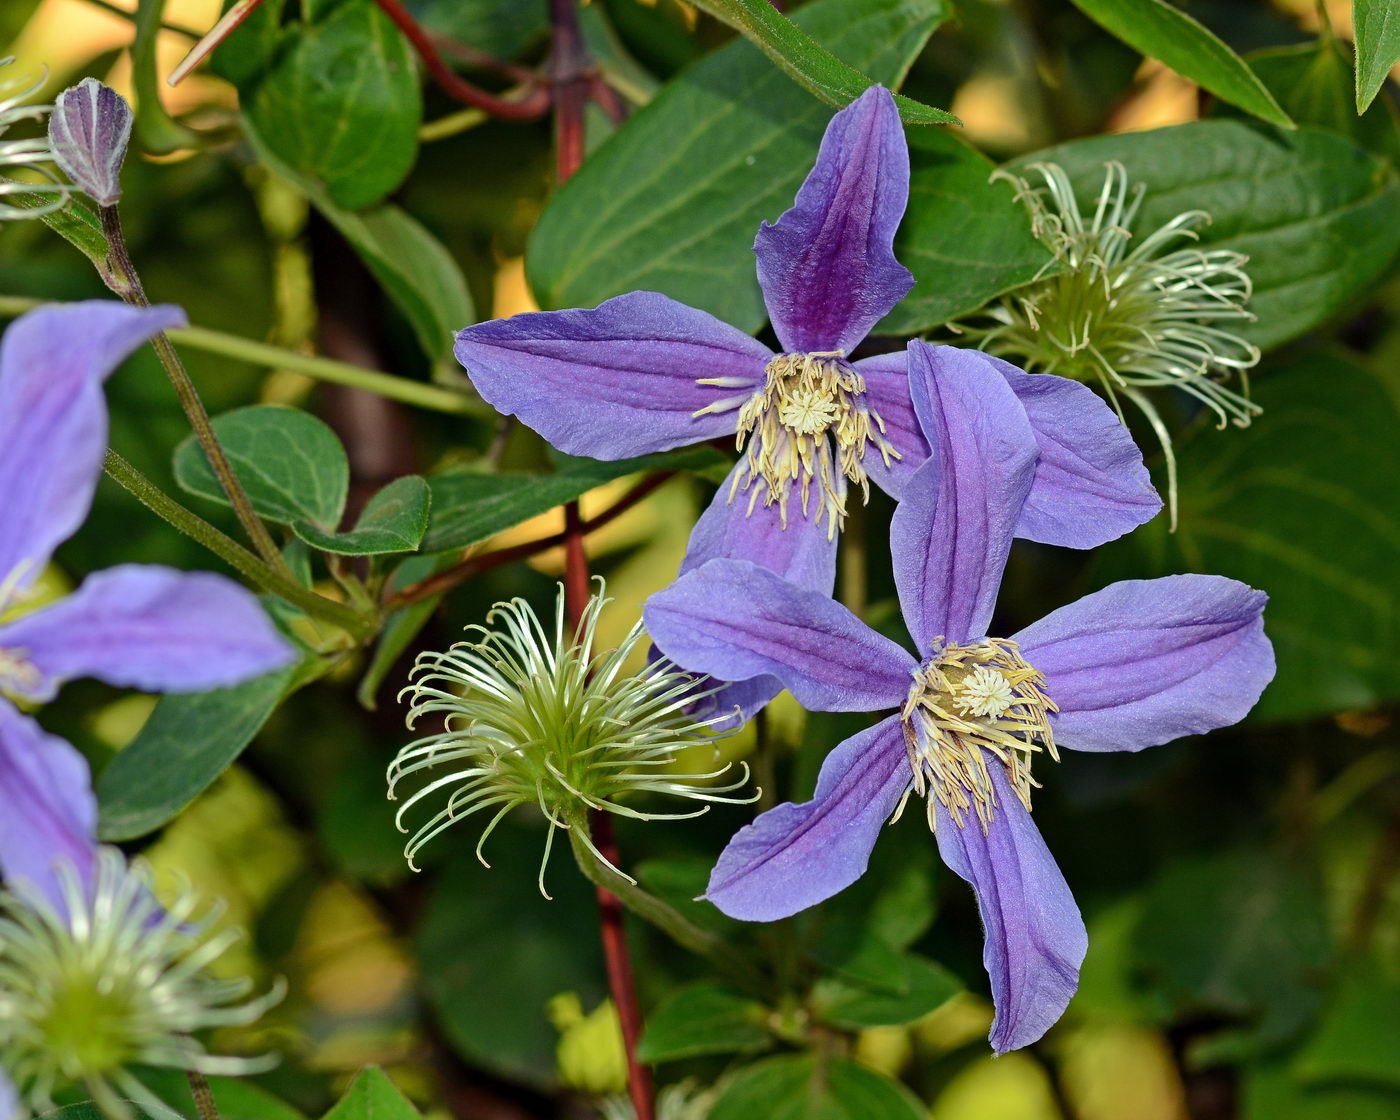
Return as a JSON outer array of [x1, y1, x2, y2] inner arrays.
[[370, 0, 550, 120], [590, 811, 656, 1120]]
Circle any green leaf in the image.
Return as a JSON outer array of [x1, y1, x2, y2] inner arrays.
[[1066, 0, 1293, 128], [877, 128, 1051, 334], [294, 475, 430, 555], [1244, 1060, 1400, 1120], [813, 952, 961, 1028], [1092, 352, 1400, 722], [405, 0, 546, 59], [134, 1067, 308, 1120], [636, 983, 771, 1063], [422, 445, 726, 554], [321, 1068, 422, 1120], [39, 1107, 157, 1120], [1295, 956, 1400, 1088], [1355, 0, 1400, 113], [1014, 122, 1400, 350], [244, 0, 422, 209], [709, 1055, 925, 1120], [527, 0, 951, 330], [685, 0, 956, 124], [174, 405, 349, 528], [96, 667, 297, 840], [6, 192, 108, 268]]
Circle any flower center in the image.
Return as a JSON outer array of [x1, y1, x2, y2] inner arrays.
[[0, 647, 40, 698], [897, 638, 1058, 833], [697, 352, 899, 538]]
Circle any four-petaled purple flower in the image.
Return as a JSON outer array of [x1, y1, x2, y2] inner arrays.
[[454, 86, 1161, 720], [0, 302, 295, 906], [645, 339, 1274, 1053]]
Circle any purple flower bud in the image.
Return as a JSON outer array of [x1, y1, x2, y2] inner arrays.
[[47, 77, 131, 207]]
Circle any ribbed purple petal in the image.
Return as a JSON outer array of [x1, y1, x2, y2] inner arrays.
[[935, 764, 1086, 1054], [645, 558, 914, 713], [853, 351, 925, 499], [0, 565, 294, 702], [0, 702, 96, 907], [892, 342, 1037, 653], [754, 86, 913, 355], [453, 292, 770, 459], [706, 715, 909, 920], [1013, 574, 1273, 752], [0, 302, 184, 595]]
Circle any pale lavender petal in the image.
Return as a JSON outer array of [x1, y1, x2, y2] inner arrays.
[[0, 1068, 19, 1120], [891, 341, 1037, 653], [705, 715, 909, 920], [754, 86, 913, 355], [645, 559, 914, 713], [0, 565, 294, 701], [0, 702, 97, 908], [1013, 574, 1273, 752], [990, 355, 1161, 547], [853, 351, 925, 499], [935, 764, 1086, 1054], [48, 78, 132, 206], [0, 302, 185, 594], [453, 292, 770, 459]]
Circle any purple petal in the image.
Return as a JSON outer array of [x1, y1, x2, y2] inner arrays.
[[754, 86, 913, 355], [48, 78, 133, 206], [0, 1068, 19, 1120], [0, 565, 294, 701], [706, 715, 909, 920], [0, 302, 185, 595], [0, 702, 97, 908], [1013, 575, 1273, 752], [645, 558, 914, 713], [891, 341, 1037, 653], [853, 351, 926, 499], [453, 292, 770, 459], [935, 764, 1086, 1053]]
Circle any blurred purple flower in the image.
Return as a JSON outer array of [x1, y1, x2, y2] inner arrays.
[[645, 339, 1273, 1053], [0, 302, 295, 907], [455, 86, 1160, 720], [47, 77, 131, 207]]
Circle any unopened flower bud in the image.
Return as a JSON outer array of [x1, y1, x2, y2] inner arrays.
[[48, 78, 131, 207]]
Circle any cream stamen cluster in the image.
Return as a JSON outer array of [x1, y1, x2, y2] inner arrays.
[[897, 639, 1058, 833]]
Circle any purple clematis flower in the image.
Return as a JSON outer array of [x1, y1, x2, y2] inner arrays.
[[0, 302, 295, 907], [455, 86, 1160, 720], [644, 339, 1273, 1053]]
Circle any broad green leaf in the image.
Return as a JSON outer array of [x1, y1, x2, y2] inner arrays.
[[636, 983, 771, 1063], [813, 952, 961, 1028], [96, 667, 296, 840], [1014, 122, 1400, 350], [686, 0, 955, 124], [1295, 956, 1400, 1088], [422, 446, 726, 554], [244, 0, 422, 209], [1092, 352, 1399, 723], [877, 128, 1051, 334], [527, 0, 951, 330], [294, 474, 430, 556], [1245, 1061, 1400, 1120], [134, 1068, 308, 1120], [5, 191, 107, 268], [321, 1068, 422, 1120], [1066, 0, 1293, 128], [39, 1107, 157, 1120], [810, 919, 910, 994], [174, 405, 349, 528], [405, 0, 546, 59], [1355, 0, 1400, 113], [709, 1055, 925, 1120]]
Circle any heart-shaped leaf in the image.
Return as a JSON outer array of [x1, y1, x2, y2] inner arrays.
[[294, 475, 431, 556]]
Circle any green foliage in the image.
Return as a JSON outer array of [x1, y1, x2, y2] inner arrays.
[[636, 983, 771, 1062], [1353, 0, 1400, 113], [294, 475, 431, 556], [708, 1055, 926, 1119], [321, 1068, 422, 1120]]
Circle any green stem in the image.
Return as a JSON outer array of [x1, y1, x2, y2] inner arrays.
[[185, 1070, 220, 1120], [103, 449, 375, 639], [99, 206, 292, 574], [568, 828, 766, 992]]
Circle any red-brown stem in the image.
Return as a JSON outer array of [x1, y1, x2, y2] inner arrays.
[[370, 0, 551, 120], [590, 811, 655, 1120]]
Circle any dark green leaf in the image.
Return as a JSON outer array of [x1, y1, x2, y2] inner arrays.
[[1015, 122, 1400, 350], [174, 405, 349, 528], [96, 667, 296, 840], [1295, 956, 1400, 1088], [244, 0, 422, 209], [636, 983, 771, 1062], [878, 128, 1051, 334], [527, 0, 950, 330], [809, 919, 910, 994], [1066, 0, 1293, 127], [1354, 0, 1400, 113], [405, 0, 546, 59], [1092, 352, 1400, 722], [685, 0, 955, 124], [1244, 1060, 1400, 1120], [5, 192, 107, 268], [708, 1055, 925, 1120], [321, 1068, 422, 1120], [813, 952, 961, 1028], [294, 475, 430, 556], [39, 1107, 156, 1120]]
